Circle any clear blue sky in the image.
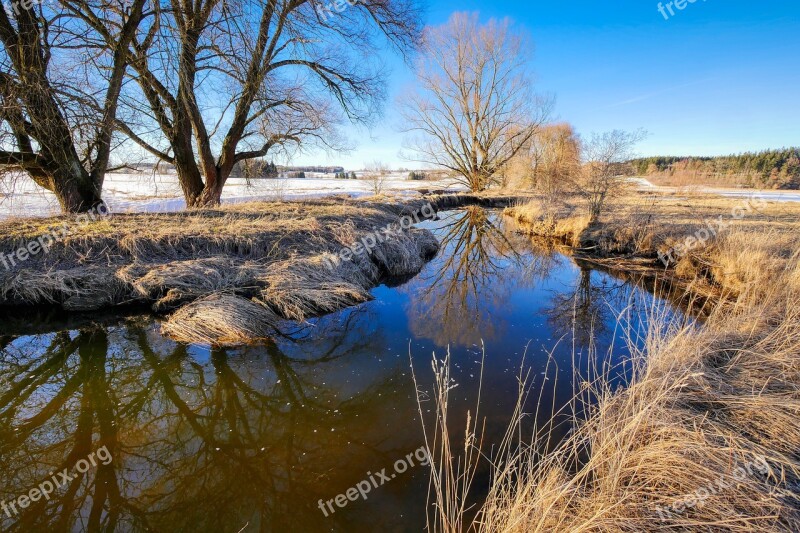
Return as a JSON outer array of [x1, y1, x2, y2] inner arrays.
[[296, 0, 799, 170]]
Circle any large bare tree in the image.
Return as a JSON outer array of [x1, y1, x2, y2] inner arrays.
[[113, 0, 420, 207], [0, 0, 147, 212], [400, 12, 550, 192]]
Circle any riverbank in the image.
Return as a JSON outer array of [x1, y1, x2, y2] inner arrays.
[[479, 192, 800, 531], [505, 191, 800, 303], [0, 194, 527, 345]]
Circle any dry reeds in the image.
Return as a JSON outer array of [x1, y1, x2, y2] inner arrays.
[[477, 294, 800, 532]]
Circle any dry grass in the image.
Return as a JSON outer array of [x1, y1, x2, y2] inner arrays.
[[256, 255, 376, 321], [505, 199, 592, 247], [161, 293, 280, 346], [416, 190, 800, 532], [505, 192, 800, 300], [0, 198, 442, 322], [119, 257, 251, 312], [478, 289, 800, 532]]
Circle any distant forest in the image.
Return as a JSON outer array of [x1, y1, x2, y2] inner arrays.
[[630, 148, 800, 189]]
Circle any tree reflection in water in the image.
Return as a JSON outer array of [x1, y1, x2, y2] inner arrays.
[[0, 307, 427, 532], [403, 206, 562, 347], [405, 207, 685, 355]]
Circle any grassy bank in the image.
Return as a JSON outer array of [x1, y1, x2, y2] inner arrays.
[[0, 197, 448, 343], [505, 192, 800, 302], [0, 194, 528, 345], [465, 192, 800, 531]]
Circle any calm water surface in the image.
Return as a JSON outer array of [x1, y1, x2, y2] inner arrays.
[[0, 208, 689, 532]]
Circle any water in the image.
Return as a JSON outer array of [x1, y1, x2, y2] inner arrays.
[[0, 208, 690, 532]]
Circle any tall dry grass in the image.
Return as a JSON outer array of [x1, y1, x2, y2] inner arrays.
[[479, 294, 800, 532], [418, 202, 800, 532]]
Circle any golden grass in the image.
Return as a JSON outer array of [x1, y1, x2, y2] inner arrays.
[[478, 290, 800, 532], [505, 199, 591, 247], [505, 192, 800, 300], [418, 190, 800, 532]]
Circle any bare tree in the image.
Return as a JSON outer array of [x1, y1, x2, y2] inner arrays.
[[0, 0, 147, 212], [400, 12, 550, 192], [579, 129, 646, 221], [364, 160, 389, 195], [110, 0, 421, 207]]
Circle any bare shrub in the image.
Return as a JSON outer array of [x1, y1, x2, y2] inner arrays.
[[365, 161, 391, 196], [578, 129, 646, 221]]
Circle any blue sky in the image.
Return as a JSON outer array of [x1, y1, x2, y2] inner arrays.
[[296, 0, 799, 170]]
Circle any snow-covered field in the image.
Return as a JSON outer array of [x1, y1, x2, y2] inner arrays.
[[629, 177, 800, 203], [4, 173, 797, 220], [0, 172, 467, 220]]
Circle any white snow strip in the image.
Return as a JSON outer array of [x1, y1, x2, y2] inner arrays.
[[627, 177, 800, 203], [0, 173, 467, 220]]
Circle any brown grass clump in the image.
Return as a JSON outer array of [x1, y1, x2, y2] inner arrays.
[[370, 228, 440, 277], [118, 257, 255, 312], [2, 265, 126, 311], [161, 293, 280, 346]]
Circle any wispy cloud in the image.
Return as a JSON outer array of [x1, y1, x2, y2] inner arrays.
[[604, 78, 716, 109]]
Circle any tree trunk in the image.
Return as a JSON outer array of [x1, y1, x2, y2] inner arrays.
[[50, 165, 103, 213], [194, 160, 235, 207], [195, 181, 224, 207], [173, 137, 205, 207]]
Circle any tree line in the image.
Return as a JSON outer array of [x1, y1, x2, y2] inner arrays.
[[0, 0, 421, 212], [631, 148, 800, 189]]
